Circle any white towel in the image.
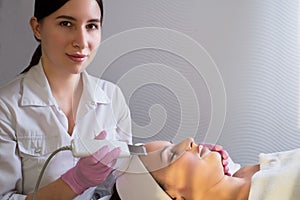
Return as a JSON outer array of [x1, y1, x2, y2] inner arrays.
[[248, 148, 300, 200]]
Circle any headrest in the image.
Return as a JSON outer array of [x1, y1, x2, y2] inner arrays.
[[116, 156, 172, 200]]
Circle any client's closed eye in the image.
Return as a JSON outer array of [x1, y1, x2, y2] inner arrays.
[[170, 151, 178, 162]]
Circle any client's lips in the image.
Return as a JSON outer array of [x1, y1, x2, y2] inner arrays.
[[200, 146, 206, 157], [198, 145, 210, 158]]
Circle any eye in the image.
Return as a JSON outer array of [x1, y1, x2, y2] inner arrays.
[[59, 21, 72, 27], [169, 150, 178, 162], [86, 23, 99, 30]]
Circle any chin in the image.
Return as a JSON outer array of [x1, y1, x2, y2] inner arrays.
[[70, 64, 88, 74]]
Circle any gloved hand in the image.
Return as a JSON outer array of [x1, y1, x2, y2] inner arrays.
[[201, 143, 230, 176], [61, 131, 121, 194]]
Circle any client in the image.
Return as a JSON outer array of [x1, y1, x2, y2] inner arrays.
[[108, 138, 300, 200]]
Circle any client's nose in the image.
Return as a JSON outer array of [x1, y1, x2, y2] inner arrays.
[[182, 137, 195, 151]]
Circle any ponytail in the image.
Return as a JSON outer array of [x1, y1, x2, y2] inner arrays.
[[21, 44, 41, 74]]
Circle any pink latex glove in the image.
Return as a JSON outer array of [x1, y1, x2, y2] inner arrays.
[[62, 131, 121, 194], [201, 143, 231, 176]]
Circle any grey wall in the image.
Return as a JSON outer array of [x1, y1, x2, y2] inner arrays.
[[1, 0, 300, 166]]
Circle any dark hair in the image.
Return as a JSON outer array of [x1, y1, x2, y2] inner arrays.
[[109, 184, 121, 200], [109, 181, 171, 200], [21, 0, 103, 74]]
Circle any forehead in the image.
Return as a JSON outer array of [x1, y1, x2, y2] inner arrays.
[[145, 141, 171, 153]]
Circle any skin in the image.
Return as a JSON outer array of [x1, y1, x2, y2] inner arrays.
[[30, 0, 101, 134], [26, 0, 102, 199], [141, 138, 260, 200]]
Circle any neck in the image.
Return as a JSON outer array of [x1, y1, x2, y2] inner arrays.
[[204, 176, 250, 200], [43, 69, 81, 96], [42, 62, 83, 134], [49, 74, 81, 98], [203, 165, 260, 200]]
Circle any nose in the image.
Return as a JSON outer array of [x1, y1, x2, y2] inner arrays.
[[176, 137, 195, 151], [72, 28, 88, 49], [185, 137, 196, 150]]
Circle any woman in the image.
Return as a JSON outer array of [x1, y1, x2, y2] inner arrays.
[[111, 138, 300, 200], [0, 0, 132, 199]]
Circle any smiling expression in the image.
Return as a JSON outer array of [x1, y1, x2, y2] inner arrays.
[[31, 0, 102, 76]]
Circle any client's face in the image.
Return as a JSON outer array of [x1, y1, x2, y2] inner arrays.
[[140, 138, 225, 200]]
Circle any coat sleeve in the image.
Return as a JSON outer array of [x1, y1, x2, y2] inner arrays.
[[0, 100, 25, 199]]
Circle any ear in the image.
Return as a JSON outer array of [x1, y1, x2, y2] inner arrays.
[[29, 17, 42, 40]]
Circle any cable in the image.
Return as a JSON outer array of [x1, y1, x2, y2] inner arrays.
[[32, 145, 72, 200]]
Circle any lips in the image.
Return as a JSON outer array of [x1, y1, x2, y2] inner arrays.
[[67, 53, 87, 62], [198, 145, 210, 159]]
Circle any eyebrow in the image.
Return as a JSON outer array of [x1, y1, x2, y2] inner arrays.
[[56, 15, 101, 23]]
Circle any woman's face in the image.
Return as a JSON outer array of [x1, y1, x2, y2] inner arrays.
[[140, 138, 225, 200], [32, 0, 101, 75]]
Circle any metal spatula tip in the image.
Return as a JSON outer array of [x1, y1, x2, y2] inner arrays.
[[128, 144, 147, 155]]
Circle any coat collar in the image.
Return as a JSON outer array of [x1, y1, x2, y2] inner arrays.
[[21, 61, 110, 107], [21, 61, 56, 106]]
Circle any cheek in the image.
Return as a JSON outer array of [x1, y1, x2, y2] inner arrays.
[[90, 33, 101, 49], [178, 154, 211, 181], [164, 157, 198, 188], [41, 29, 68, 49]]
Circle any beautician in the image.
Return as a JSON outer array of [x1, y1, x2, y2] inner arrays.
[[0, 0, 132, 199]]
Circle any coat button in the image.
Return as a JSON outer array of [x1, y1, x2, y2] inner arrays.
[[35, 147, 42, 153]]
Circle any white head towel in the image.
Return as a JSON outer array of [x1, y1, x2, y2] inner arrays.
[[116, 156, 171, 200]]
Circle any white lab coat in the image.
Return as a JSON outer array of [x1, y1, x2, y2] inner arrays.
[[0, 61, 132, 199]]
